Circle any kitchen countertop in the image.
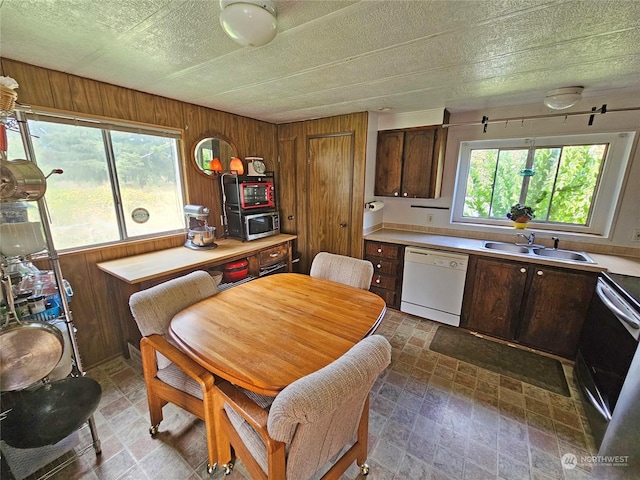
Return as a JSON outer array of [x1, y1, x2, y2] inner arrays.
[[97, 234, 297, 284], [365, 229, 640, 277]]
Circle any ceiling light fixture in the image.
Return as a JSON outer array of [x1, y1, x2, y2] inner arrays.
[[219, 0, 277, 47], [543, 86, 584, 110]]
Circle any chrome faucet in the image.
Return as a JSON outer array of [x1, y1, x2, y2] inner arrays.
[[516, 232, 536, 245], [552, 236, 559, 249]]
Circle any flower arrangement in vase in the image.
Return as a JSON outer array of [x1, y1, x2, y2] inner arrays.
[[507, 203, 535, 229]]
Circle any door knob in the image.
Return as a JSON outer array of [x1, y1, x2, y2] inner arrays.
[[287, 215, 295, 220], [340, 222, 347, 228]]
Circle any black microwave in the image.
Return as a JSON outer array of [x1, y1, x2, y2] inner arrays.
[[225, 209, 280, 241]]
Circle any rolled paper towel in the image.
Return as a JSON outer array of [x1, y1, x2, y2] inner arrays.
[[366, 201, 385, 212]]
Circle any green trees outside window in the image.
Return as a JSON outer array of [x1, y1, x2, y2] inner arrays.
[[463, 143, 606, 226]]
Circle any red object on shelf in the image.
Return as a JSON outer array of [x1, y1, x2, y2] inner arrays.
[[223, 259, 249, 283], [0, 124, 7, 152]]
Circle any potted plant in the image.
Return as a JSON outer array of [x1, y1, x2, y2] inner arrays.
[[507, 203, 535, 229]]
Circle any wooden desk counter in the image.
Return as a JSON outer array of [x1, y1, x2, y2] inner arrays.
[[169, 273, 387, 396], [97, 234, 297, 284], [96, 234, 296, 357]]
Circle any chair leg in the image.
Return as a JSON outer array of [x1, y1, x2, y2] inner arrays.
[[147, 390, 165, 434], [203, 386, 218, 474], [356, 397, 370, 467], [213, 388, 233, 469]]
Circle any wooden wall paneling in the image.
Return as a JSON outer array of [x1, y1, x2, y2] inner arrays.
[[133, 91, 158, 125], [276, 126, 301, 236], [1, 58, 55, 108], [153, 96, 184, 129], [47, 70, 74, 111], [56, 252, 115, 367], [67, 74, 104, 116], [183, 104, 219, 224], [99, 82, 137, 120]]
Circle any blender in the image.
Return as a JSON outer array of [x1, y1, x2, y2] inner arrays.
[[184, 205, 217, 250]]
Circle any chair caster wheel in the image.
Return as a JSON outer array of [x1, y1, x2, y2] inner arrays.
[[206, 462, 217, 474], [223, 462, 234, 475], [360, 463, 369, 476], [149, 425, 159, 436]]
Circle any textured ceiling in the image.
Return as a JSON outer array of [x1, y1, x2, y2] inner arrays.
[[1, 0, 639, 124]]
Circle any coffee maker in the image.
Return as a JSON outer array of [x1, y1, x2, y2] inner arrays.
[[183, 204, 217, 250]]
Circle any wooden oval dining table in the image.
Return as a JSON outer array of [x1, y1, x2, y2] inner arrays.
[[169, 273, 387, 396]]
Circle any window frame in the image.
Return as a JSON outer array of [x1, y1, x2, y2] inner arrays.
[[451, 132, 636, 237], [15, 110, 186, 251]]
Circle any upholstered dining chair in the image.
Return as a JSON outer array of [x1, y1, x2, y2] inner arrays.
[[214, 334, 392, 480], [128, 270, 219, 474], [309, 251, 374, 290]]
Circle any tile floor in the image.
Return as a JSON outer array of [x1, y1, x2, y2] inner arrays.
[[7, 309, 597, 480]]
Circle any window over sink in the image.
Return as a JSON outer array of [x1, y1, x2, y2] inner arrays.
[[451, 132, 635, 236]]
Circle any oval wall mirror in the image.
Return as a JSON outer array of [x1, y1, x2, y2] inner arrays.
[[192, 135, 237, 176]]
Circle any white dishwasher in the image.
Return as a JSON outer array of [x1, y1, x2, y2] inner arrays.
[[401, 247, 468, 326]]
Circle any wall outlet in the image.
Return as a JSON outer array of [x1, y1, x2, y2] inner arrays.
[[633, 229, 640, 242], [426, 213, 434, 224]]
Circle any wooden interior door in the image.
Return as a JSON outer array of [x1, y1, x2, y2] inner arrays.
[[306, 133, 354, 260]]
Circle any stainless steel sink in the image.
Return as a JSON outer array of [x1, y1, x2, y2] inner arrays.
[[482, 241, 596, 264], [532, 248, 595, 263], [483, 241, 530, 254]]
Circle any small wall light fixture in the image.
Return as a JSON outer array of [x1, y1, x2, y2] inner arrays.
[[543, 86, 584, 110], [219, 0, 278, 47]]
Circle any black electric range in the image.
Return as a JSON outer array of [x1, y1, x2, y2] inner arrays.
[[603, 271, 640, 310]]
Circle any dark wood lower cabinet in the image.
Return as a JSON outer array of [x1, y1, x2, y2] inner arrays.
[[364, 240, 404, 309], [461, 256, 528, 340], [461, 255, 597, 358], [517, 266, 598, 358]]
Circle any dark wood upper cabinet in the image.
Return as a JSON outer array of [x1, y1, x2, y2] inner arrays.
[[374, 123, 448, 199], [374, 131, 404, 197]]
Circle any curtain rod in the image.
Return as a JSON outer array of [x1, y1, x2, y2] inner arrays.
[[442, 105, 640, 131]]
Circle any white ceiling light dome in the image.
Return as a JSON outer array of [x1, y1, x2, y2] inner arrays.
[[220, 0, 277, 47], [543, 86, 584, 110]]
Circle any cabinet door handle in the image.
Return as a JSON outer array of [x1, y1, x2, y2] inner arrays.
[[520, 268, 527, 273], [403, 192, 408, 197], [377, 248, 382, 253], [376, 263, 382, 269], [375, 277, 381, 284], [270, 252, 279, 257], [537, 270, 544, 276], [393, 191, 399, 196]]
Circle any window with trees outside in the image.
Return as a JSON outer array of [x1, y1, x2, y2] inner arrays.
[[6, 113, 185, 251], [451, 132, 635, 236]]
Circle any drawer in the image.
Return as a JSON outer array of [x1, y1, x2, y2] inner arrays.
[[371, 273, 397, 290], [367, 257, 399, 276], [259, 244, 288, 267], [365, 242, 401, 260]]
